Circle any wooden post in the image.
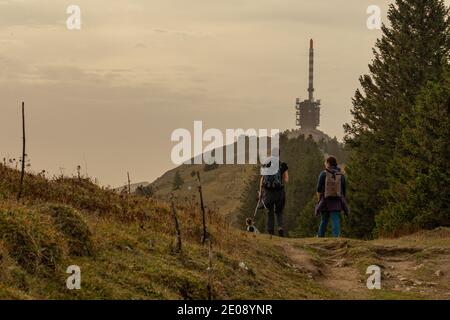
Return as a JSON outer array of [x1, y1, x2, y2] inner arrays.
[[170, 196, 182, 252], [196, 171, 208, 245], [77, 165, 82, 182], [17, 101, 26, 201], [206, 238, 213, 300], [127, 172, 131, 195]]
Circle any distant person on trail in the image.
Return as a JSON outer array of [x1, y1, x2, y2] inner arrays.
[[258, 148, 289, 237], [315, 156, 347, 238]]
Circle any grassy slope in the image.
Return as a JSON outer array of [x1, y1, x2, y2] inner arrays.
[[0, 164, 448, 300], [149, 129, 331, 220], [0, 164, 328, 299], [150, 164, 255, 223]]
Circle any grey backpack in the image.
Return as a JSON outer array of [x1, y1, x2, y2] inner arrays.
[[324, 170, 343, 198]]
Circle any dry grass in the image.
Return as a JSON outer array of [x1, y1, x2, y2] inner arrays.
[[0, 164, 327, 299], [1, 164, 448, 300]]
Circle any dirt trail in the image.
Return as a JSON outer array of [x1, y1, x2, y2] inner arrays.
[[280, 229, 450, 299], [283, 241, 369, 299]]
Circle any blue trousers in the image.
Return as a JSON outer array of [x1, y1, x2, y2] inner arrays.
[[317, 211, 341, 237]]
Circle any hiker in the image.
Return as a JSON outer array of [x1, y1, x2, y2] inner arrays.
[[258, 148, 289, 237], [315, 156, 347, 238]]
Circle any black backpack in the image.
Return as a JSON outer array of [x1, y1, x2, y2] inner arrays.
[[261, 162, 283, 189]]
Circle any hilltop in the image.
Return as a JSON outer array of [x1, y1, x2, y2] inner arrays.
[[147, 129, 342, 225]]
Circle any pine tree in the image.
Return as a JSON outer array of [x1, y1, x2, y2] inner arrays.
[[343, 0, 449, 238], [292, 197, 320, 237], [172, 170, 184, 191], [376, 70, 450, 236]]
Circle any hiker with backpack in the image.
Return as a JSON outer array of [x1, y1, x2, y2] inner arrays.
[[258, 148, 288, 237], [315, 156, 348, 238]]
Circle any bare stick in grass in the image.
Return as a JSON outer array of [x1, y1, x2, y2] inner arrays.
[[207, 237, 213, 300], [77, 165, 82, 182], [127, 171, 131, 195], [17, 101, 26, 201], [196, 171, 208, 245], [170, 195, 182, 252]]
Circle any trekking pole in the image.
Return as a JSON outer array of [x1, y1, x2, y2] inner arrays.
[[253, 203, 259, 220], [253, 195, 266, 220]]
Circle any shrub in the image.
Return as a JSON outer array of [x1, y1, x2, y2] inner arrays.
[[45, 204, 94, 256], [0, 241, 13, 282], [0, 207, 67, 275], [203, 162, 219, 172]]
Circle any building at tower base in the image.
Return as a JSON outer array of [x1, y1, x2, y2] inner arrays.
[[295, 98, 321, 129]]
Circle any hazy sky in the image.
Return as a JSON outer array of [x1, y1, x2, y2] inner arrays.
[[0, 0, 397, 186]]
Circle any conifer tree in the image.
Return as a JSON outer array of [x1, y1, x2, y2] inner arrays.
[[344, 0, 449, 238], [172, 170, 184, 191], [376, 70, 450, 235]]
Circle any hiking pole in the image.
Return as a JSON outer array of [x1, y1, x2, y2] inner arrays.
[[253, 203, 259, 220], [246, 188, 266, 233], [253, 196, 267, 219]]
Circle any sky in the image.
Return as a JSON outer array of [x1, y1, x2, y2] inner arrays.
[[0, 0, 397, 186]]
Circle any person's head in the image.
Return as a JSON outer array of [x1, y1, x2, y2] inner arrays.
[[325, 156, 338, 168]]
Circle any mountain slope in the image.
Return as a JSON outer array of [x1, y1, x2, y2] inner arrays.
[[149, 163, 255, 223], [148, 130, 336, 221], [0, 164, 448, 299], [0, 164, 324, 299]]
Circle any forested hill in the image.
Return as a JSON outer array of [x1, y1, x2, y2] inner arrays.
[[146, 130, 346, 228]]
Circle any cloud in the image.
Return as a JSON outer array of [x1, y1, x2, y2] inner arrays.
[[152, 28, 213, 38], [0, 0, 62, 28], [134, 43, 147, 49], [0, 0, 394, 186]]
